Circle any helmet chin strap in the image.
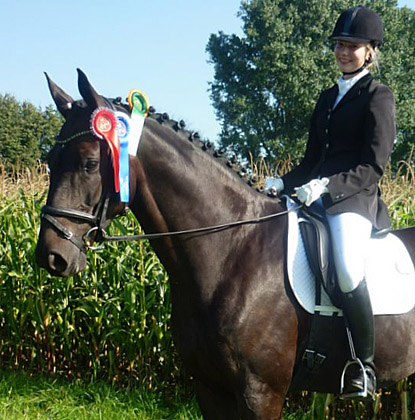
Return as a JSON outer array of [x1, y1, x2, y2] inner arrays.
[[342, 64, 366, 76]]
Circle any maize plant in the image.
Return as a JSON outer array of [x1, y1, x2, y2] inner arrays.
[[1, 162, 415, 418]]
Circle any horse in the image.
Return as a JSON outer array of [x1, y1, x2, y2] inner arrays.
[[35, 69, 415, 419]]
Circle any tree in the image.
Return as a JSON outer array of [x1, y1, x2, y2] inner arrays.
[[379, 3, 415, 165], [207, 0, 415, 166], [0, 95, 62, 170]]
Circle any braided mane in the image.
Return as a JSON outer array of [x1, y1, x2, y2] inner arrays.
[[141, 106, 274, 198]]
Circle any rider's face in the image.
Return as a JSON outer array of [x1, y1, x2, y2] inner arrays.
[[334, 41, 369, 78]]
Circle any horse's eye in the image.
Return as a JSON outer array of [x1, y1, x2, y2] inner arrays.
[[85, 160, 99, 172]]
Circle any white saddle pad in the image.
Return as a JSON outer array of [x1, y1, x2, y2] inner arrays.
[[285, 197, 415, 316]]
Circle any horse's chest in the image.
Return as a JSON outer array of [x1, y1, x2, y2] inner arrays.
[[176, 336, 232, 390], [171, 302, 238, 380]]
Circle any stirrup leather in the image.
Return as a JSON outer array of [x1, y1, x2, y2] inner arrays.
[[340, 358, 375, 399]]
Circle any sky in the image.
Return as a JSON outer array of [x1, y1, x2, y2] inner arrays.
[[0, 0, 414, 143]]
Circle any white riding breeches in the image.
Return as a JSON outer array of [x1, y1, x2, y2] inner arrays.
[[325, 211, 373, 293], [313, 199, 373, 293]]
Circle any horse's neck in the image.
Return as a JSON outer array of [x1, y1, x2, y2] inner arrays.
[[129, 117, 271, 283], [133, 118, 259, 232]]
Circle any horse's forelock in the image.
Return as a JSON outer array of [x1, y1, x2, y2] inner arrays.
[[72, 99, 88, 110]]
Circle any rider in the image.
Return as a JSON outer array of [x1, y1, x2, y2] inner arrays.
[[266, 6, 395, 398]]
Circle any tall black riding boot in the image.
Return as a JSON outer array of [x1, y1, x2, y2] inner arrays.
[[340, 280, 376, 398]]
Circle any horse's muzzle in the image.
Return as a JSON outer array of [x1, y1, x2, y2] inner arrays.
[[35, 227, 87, 277]]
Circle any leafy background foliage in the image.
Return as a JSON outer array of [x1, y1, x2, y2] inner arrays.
[[207, 0, 415, 165], [0, 95, 62, 170], [1, 2, 414, 169]]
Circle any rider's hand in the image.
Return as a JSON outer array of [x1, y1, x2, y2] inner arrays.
[[264, 177, 284, 195], [294, 178, 329, 206]]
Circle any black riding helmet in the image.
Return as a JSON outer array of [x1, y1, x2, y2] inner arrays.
[[329, 5, 384, 48]]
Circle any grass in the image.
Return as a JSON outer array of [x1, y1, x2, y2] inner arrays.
[[0, 371, 202, 420], [0, 371, 315, 420]]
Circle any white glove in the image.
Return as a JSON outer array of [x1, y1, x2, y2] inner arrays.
[[264, 177, 284, 195], [294, 178, 329, 206]]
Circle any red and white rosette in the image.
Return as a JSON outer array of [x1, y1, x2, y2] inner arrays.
[[91, 107, 120, 192]]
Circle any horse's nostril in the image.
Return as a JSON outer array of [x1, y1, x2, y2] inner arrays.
[[48, 252, 68, 273]]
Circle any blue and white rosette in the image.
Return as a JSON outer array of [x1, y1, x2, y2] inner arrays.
[[116, 112, 131, 203]]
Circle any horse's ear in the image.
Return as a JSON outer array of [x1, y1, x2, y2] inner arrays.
[[45, 73, 74, 118], [77, 68, 106, 109]]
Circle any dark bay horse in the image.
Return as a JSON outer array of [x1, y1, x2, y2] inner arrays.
[[36, 69, 415, 419]]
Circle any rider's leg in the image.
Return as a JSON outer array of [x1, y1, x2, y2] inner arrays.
[[326, 212, 376, 397]]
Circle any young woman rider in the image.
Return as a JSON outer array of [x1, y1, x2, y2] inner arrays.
[[266, 6, 395, 398]]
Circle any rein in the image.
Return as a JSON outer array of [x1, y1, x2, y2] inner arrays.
[[96, 205, 301, 244], [42, 198, 301, 250]]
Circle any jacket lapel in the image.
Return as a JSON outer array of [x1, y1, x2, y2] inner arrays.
[[333, 73, 373, 111], [326, 85, 338, 111]]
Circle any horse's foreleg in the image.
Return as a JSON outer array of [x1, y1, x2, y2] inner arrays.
[[195, 376, 287, 420], [194, 379, 240, 420], [239, 374, 288, 420]]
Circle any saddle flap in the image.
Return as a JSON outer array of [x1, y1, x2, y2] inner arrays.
[[298, 205, 342, 308]]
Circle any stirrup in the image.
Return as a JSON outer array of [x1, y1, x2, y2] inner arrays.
[[340, 358, 375, 399]]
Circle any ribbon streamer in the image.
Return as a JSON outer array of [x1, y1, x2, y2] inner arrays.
[[116, 112, 131, 203], [127, 89, 149, 156], [91, 108, 120, 192]]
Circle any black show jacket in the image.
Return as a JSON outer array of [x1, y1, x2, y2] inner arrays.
[[282, 73, 395, 230]]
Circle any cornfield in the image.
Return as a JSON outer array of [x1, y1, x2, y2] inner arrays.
[[0, 163, 180, 391], [0, 159, 414, 419]]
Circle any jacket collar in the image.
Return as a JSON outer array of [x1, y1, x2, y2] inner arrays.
[[326, 73, 373, 111]]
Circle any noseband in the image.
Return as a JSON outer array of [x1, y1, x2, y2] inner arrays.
[[41, 195, 111, 253]]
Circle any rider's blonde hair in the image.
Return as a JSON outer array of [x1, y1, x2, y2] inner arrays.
[[366, 44, 380, 72]]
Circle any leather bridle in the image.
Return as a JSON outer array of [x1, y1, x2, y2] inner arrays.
[[41, 99, 123, 253]]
